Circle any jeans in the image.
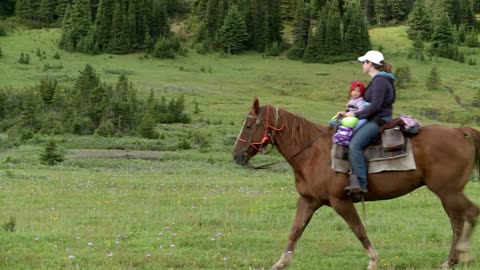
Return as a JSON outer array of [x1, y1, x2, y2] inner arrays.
[[348, 116, 391, 189]]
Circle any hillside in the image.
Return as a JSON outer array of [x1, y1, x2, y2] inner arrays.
[[0, 25, 479, 131]]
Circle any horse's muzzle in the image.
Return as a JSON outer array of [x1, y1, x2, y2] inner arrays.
[[233, 152, 249, 166]]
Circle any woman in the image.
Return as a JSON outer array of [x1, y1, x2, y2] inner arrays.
[[342, 50, 396, 194]]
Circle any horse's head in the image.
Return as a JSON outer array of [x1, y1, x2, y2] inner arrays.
[[232, 97, 279, 166]]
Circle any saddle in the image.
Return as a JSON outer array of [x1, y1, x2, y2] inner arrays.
[[331, 119, 421, 174]]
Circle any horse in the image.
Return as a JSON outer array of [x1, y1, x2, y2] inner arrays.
[[232, 97, 480, 270]]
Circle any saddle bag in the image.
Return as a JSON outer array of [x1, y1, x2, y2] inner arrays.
[[381, 127, 404, 150]]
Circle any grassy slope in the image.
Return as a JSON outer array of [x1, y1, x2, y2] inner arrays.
[[1, 26, 479, 127]]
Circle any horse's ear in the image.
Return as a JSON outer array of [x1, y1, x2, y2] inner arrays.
[[251, 97, 260, 115]]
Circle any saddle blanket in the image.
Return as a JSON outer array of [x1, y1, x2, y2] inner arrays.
[[331, 139, 416, 173]]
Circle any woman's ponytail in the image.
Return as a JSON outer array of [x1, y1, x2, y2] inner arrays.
[[380, 61, 393, 73]]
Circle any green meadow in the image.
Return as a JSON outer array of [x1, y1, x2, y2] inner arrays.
[[0, 24, 480, 269]]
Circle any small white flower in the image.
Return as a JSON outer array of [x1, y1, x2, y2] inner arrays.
[[169, 244, 175, 248], [210, 237, 215, 241], [34, 237, 39, 241], [68, 255, 75, 259], [66, 248, 71, 252], [223, 257, 227, 261], [159, 245, 163, 249], [146, 253, 151, 257], [75, 236, 81, 240], [87, 242, 93, 247], [107, 252, 113, 257]]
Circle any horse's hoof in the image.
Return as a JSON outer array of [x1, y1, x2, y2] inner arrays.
[[438, 261, 453, 270], [459, 253, 475, 264]]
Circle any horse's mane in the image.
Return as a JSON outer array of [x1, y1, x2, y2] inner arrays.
[[278, 108, 330, 146]]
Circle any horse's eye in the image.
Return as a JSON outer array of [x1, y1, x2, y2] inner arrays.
[[245, 125, 252, 129]]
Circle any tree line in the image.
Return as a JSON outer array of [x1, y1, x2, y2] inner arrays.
[[0, 0, 479, 62], [0, 65, 191, 141]]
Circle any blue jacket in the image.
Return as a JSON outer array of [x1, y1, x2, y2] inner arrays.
[[354, 72, 395, 119]]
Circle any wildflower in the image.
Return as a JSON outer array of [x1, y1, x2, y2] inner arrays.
[[87, 242, 93, 247], [68, 255, 74, 259], [169, 244, 175, 248], [107, 252, 113, 257], [34, 237, 39, 241]]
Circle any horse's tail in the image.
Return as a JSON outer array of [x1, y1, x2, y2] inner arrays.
[[462, 126, 480, 180]]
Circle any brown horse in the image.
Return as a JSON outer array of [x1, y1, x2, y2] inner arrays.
[[232, 97, 480, 270]]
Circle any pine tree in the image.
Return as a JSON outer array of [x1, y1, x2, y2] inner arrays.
[[204, 0, 220, 41], [431, 12, 454, 50], [373, 0, 386, 26], [426, 65, 441, 90], [410, 33, 425, 62], [40, 140, 65, 166], [195, 0, 208, 19], [56, 0, 73, 20], [39, 77, 58, 105], [288, 0, 310, 60], [0, 0, 16, 18], [320, 0, 342, 62], [343, 0, 370, 56], [302, 18, 323, 62], [281, 0, 297, 21], [150, 0, 170, 40], [62, 0, 91, 50], [16, 0, 39, 22], [94, 0, 114, 50], [218, 4, 249, 54], [108, 1, 128, 53], [137, 111, 159, 139], [407, 0, 432, 41], [38, 0, 56, 25], [74, 64, 99, 112]]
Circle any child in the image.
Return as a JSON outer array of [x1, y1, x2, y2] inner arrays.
[[330, 81, 369, 128], [331, 81, 369, 146]]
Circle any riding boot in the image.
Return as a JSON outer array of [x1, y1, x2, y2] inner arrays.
[[344, 174, 361, 195]]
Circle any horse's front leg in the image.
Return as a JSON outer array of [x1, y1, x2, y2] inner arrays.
[[271, 196, 323, 270], [331, 198, 379, 270]]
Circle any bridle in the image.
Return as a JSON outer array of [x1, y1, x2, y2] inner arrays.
[[237, 105, 284, 155], [236, 105, 325, 169]]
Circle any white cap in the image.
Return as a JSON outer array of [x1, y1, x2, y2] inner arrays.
[[358, 50, 384, 65]]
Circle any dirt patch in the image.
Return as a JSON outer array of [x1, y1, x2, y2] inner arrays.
[[67, 149, 163, 159]]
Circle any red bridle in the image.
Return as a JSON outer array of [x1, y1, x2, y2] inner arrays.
[[237, 106, 284, 152]]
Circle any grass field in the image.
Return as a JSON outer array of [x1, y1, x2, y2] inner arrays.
[[0, 24, 480, 269]]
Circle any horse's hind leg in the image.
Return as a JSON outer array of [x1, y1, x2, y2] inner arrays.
[[455, 196, 479, 264], [438, 192, 480, 269], [271, 196, 322, 270]]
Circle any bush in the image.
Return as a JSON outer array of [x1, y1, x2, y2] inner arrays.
[[152, 36, 186, 59], [17, 52, 30, 64]]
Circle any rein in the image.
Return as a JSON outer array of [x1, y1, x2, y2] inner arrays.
[[250, 130, 325, 170]]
